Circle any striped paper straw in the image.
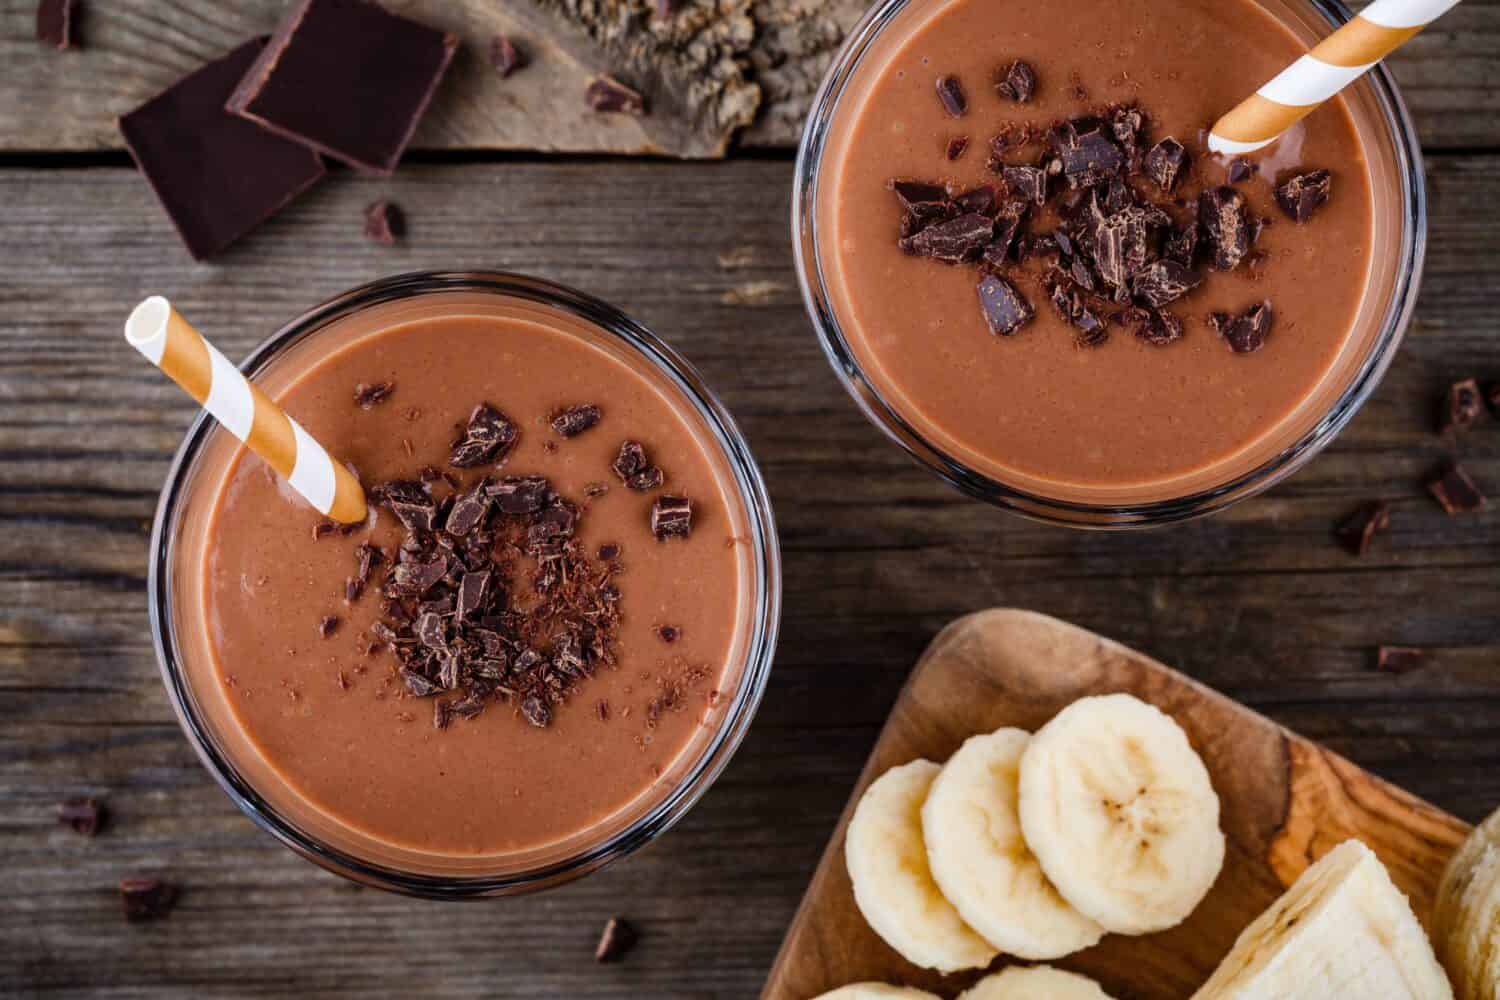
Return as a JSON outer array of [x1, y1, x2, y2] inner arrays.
[[1208, 0, 1461, 155], [126, 296, 368, 524]]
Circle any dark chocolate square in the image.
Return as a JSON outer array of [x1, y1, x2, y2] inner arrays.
[[227, 0, 457, 174], [119, 38, 326, 260]]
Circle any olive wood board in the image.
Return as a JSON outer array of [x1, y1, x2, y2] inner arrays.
[[761, 609, 1472, 1000]]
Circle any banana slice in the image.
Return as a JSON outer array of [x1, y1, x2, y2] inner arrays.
[[812, 985, 941, 1000], [846, 759, 999, 973], [1433, 806, 1500, 1000], [958, 965, 1116, 999], [1017, 693, 1224, 935], [1193, 839, 1452, 999], [922, 728, 1105, 959]]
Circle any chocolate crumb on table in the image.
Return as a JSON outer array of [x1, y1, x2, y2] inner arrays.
[[1426, 462, 1487, 513], [120, 877, 177, 922], [57, 797, 105, 836], [36, 0, 76, 49], [586, 76, 647, 116], [490, 34, 525, 77], [595, 917, 638, 962], [1376, 646, 1427, 674], [363, 201, 402, 246], [1440, 377, 1484, 433], [1334, 500, 1390, 557]]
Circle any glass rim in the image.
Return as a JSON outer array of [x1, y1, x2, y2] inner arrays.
[[792, 0, 1428, 529], [146, 270, 782, 897]]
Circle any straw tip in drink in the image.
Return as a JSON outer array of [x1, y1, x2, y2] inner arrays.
[[125, 295, 172, 353], [1207, 132, 1274, 156]]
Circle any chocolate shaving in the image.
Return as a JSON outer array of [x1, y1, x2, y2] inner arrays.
[[354, 380, 395, 409], [995, 60, 1035, 103], [586, 76, 646, 116], [1377, 646, 1427, 674], [450, 403, 518, 468], [976, 274, 1033, 336], [1441, 378, 1484, 433], [935, 76, 967, 118], [120, 877, 176, 922], [946, 136, 969, 161], [551, 404, 601, 438], [1210, 301, 1273, 354], [58, 797, 105, 836], [1334, 501, 1390, 556], [1426, 462, 1486, 514], [362, 201, 401, 246], [1142, 138, 1188, 192], [651, 496, 693, 540], [490, 34, 524, 77], [1275, 169, 1332, 223], [595, 917, 638, 962]]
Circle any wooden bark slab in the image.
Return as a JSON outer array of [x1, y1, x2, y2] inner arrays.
[[1, 0, 1497, 154], [762, 609, 1472, 1000]]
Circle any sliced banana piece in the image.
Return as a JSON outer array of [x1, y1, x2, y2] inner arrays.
[[812, 984, 941, 1000], [846, 759, 999, 973], [922, 728, 1105, 959], [958, 964, 1116, 999], [1433, 805, 1500, 1000], [1018, 693, 1225, 935], [1193, 839, 1452, 999]]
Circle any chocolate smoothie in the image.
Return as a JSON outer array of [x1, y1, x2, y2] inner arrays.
[[168, 287, 762, 863], [815, 0, 1390, 503]]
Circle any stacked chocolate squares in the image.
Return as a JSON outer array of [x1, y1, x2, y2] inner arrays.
[[119, 0, 456, 260]]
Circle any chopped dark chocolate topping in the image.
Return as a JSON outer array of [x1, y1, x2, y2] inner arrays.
[[586, 76, 646, 116], [1275, 169, 1332, 223], [490, 34, 524, 77], [976, 274, 1033, 336], [656, 625, 680, 643], [1121, 307, 1184, 346], [551, 404, 602, 438], [450, 403, 518, 468], [120, 877, 177, 922], [952, 185, 996, 216], [354, 380, 395, 409], [596, 917, 638, 963], [1051, 121, 1124, 190], [488, 475, 551, 513], [1002, 165, 1047, 206], [935, 76, 967, 117], [1142, 138, 1188, 192], [1441, 378, 1484, 433], [317, 615, 340, 638], [901, 212, 994, 262], [58, 797, 105, 836], [995, 60, 1036, 103], [946, 136, 970, 161], [1426, 462, 1486, 514], [36, 0, 76, 49], [613, 440, 665, 491], [1210, 301, 1273, 354], [1199, 187, 1254, 271], [1048, 282, 1107, 346], [1334, 501, 1390, 557], [1376, 646, 1427, 674], [1227, 158, 1257, 184], [1132, 260, 1201, 308], [651, 496, 693, 540]]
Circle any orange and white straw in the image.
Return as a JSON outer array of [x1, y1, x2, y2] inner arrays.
[[125, 296, 368, 524], [1208, 0, 1461, 155]]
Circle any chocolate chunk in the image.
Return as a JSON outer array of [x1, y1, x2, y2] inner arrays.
[[1163, 223, 1198, 268], [416, 612, 447, 651], [946, 136, 970, 161], [1227, 158, 1257, 184], [363, 200, 402, 246], [521, 692, 552, 728], [651, 496, 693, 540], [1052, 123, 1124, 190], [490, 34, 524, 77], [952, 185, 996, 216], [586, 76, 646, 116], [1199, 187, 1253, 271], [613, 441, 666, 491], [1377, 646, 1427, 674], [1334, 501, 1390, 557], [355, 543, 383, 585], [595, 917, 638, 962], [984, 202, 1027, 265], [598, 542, 621, 561], [1121, 307, 1183, 346], [1110, 106, 1145, 148], [1093, 208, 1150, 290], [58, 797, 104, 836], [1132, 260, 1201, 308], [226, 0, 457, 174], [488, 475, 552, 513], [976, 275, 1033, 336], [890, 180, 949, 213], [450, 403, 518, 468], [120, 877, 176, 922], [656, 625, 680, 643], [995, 60, 1036, 103], [1049, 283, 1107, 345], [318, 615, 340, 638], [1142, 138, 1188, 192], [119, 38, 326, 260], [1210, 301, 1273, 354], [902, 212, 994, 263], [1275, 169, 1333, 223], [1441, 378, 1484, 433], [445, 489, 490, 537], [401, 668, 440, 697], [354, 380, 394, 409], [380, 485, 437, 533], [313, 521, 337, 540], [1002, 165, 1047, 206], [36, 0, 76, 49], [1426, 462, 1486, 513], [456, 570, 491, 622], [391, 554, 447, 596], [935, 76, 967, 117]]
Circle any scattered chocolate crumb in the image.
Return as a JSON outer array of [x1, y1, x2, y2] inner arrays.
[[976, 274, 1033, 336], [312, 521, 337, 540], [1440, 378, 1484, 433], [586, 76, 646, 116], [318, 615, 340, 638], [651, 496, 693, 540], [1275, 169, 1332, 223], [946, 135, 969, 161], [935, 75, 967, 117], [1142, 138, 1188, 192], [1334, 501, 1390, 556], [120, 877, 176, 922], [450, 402, 518, 468], [1227, 157, 1257, 184], [58, 797, 105, 836], [1377, 646, 1427, 674], [598, 542, 621, 560], [613, 440, 665, 491], [995, 60, 1035, 102], [1426, 462, 1486, 513], [551, 404, 601, 438], [490, 34, 524, 77], [596, 699, 610, 721], [362, 200, 402, 246], [595, 917, 638, 962], [36, 0, 76, 49], [354, 380, 395, 409], [656, 625, 680, 643], [1210, 301, 1273, 354]]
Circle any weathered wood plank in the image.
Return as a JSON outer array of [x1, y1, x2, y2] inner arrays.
[[1, 157, 1498, 996], [0, 0, 1496, 156]]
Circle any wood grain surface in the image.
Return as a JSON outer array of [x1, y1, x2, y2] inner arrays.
[[1, 150, 1499, 997], [761, 609, 1472, 1000], [1, 0, 1497, 155]]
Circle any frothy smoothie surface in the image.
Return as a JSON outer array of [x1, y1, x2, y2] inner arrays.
[[819, 0, 1375, 496], [199, 311, 749, 856]]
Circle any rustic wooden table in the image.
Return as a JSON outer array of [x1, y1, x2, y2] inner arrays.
[[2, 1, 1498, 997]]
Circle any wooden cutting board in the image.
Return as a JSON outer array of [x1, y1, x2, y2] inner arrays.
[[762, 609, 1471, 1000]]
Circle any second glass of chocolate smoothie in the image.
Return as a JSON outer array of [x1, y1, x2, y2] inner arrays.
[[148, 273, 780, 895], [795, 0, 1425, 526]]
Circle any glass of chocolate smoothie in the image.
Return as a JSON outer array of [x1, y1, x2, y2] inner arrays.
[[795, 0, 1425, 527], [146, 272, 780, 896]]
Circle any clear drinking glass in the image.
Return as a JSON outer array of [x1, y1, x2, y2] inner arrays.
[[146, 272, 781, 897], [793, 0, 1426, 528]]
